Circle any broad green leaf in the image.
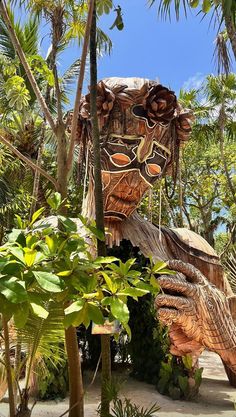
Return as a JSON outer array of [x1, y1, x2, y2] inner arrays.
[[0, 277, 27, 303], [87, 225, 105, 241], [110, 297, 129, 324], [101, 271, 117, 293], [87, 303, 104, 324], [45, 235, 57, 253], [58, 216, 77, 232], [47, 192, 62, 210], [94, 256, 119, 264], [32, 271, 65, 292], [152, 261, 167, 273], [24, 248, 37, 267], [29, 207, 45, 226], [117, 287, 148, 299], [65, 299, 85, 315], [10, 247, 25, 263], [14, 303, 29, 328], [64, 303, 88, 328], [30, 302, 49, 319], [150, 275, 160, 289], [101, 296, 112, 306]]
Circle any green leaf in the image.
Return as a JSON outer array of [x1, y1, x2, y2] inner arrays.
[[87, 225, 105, 241], [57, 270, 73, 277], [47, 192, 62, 210], [150, 275, 160, 289], [152, 261, 167, 273], [14, 303, 29, 328], [190, 0, 199, 7], [182, 354, 192, 370], [64, 299, 85, 315], [32, 271, 65, 293], [123, 322, 131, 339], [194, 367, 203, 386], [87, 303, 104, 324], [58, 216, 77, 232], [110, 297, 129, 324], [10, 247, 25, 263], [117, 287, 148, 299], [24, 248, 37, 267], [0, 277, 27, 303], [29, 207, 45, 226], [202, 0, 211, 13], [178, 375, 189, 395], [45, 235, 57, 253], [30, 302, 49, 319], [94, 256, 119, 264], [101, 271, 117, 293]]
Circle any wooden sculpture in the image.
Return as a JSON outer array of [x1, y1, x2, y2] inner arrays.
[[73, 77, 236, 385]]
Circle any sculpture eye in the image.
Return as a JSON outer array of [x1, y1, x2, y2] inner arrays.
[[146, 163, 161, 176], [110, 153, 131, 166]]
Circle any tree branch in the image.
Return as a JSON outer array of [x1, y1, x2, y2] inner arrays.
[[0, 135, 58, 190], [66, 0, 95, 174], [0, 0, 56, 133]]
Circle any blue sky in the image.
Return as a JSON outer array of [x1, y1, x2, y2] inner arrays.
[[50, 0, 236, 99], [37, 0, 235, 102]]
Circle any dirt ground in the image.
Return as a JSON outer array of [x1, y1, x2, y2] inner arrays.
[[0, 351, 236, 417]]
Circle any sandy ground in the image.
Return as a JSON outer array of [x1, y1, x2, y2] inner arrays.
[[0, 351, 236, 417]]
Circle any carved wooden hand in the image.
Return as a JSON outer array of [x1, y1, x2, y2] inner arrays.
[[155, 259, 236, 372]]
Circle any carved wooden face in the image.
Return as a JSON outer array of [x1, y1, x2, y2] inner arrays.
[[79, 77, 193, 222], [100, 105, 171, 221]]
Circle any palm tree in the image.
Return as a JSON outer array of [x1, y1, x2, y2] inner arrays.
[[149, 0, 236, 64]]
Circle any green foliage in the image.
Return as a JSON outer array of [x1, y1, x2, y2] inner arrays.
[[36, 345, 69, 400], [157, 356, 203, 400], [108, 398, 160, 417]]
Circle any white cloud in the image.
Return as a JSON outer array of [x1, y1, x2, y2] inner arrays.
[[182, 72, 205, 91]]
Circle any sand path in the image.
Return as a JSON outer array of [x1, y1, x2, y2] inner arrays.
[[0, 351, 236, 417]]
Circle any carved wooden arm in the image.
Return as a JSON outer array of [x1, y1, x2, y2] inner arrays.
[[155, 259, 236, 373]]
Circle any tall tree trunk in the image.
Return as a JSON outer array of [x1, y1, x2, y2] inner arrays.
[[224, 15, 236, 60], [0, 1, 55, 132], [90, 4, 111, 416], [65, 327, 84, 417]]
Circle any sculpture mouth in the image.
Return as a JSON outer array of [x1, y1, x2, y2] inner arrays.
[[104, 194, 138, 220]]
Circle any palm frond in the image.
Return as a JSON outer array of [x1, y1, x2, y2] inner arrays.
[[17, 301, 65, 386], [223, 247, 236, 294], [214, 30, 232, 75]]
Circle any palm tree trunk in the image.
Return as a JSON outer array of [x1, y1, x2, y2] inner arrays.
[[224, 16, 236, 60], [90, 4, 111, 416], [0, 1, 55, 132], [67, 0, 95, 174], [29, 146, 43, 220]]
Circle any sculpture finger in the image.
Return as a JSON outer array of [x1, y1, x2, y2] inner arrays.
[[155, 294, 193, 310], [167, 259, 207, 285], [158, 275, 197, 298], [157, 307, 184, 326]]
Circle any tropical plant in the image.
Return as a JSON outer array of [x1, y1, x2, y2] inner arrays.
[[149, 0, 236, 63]]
